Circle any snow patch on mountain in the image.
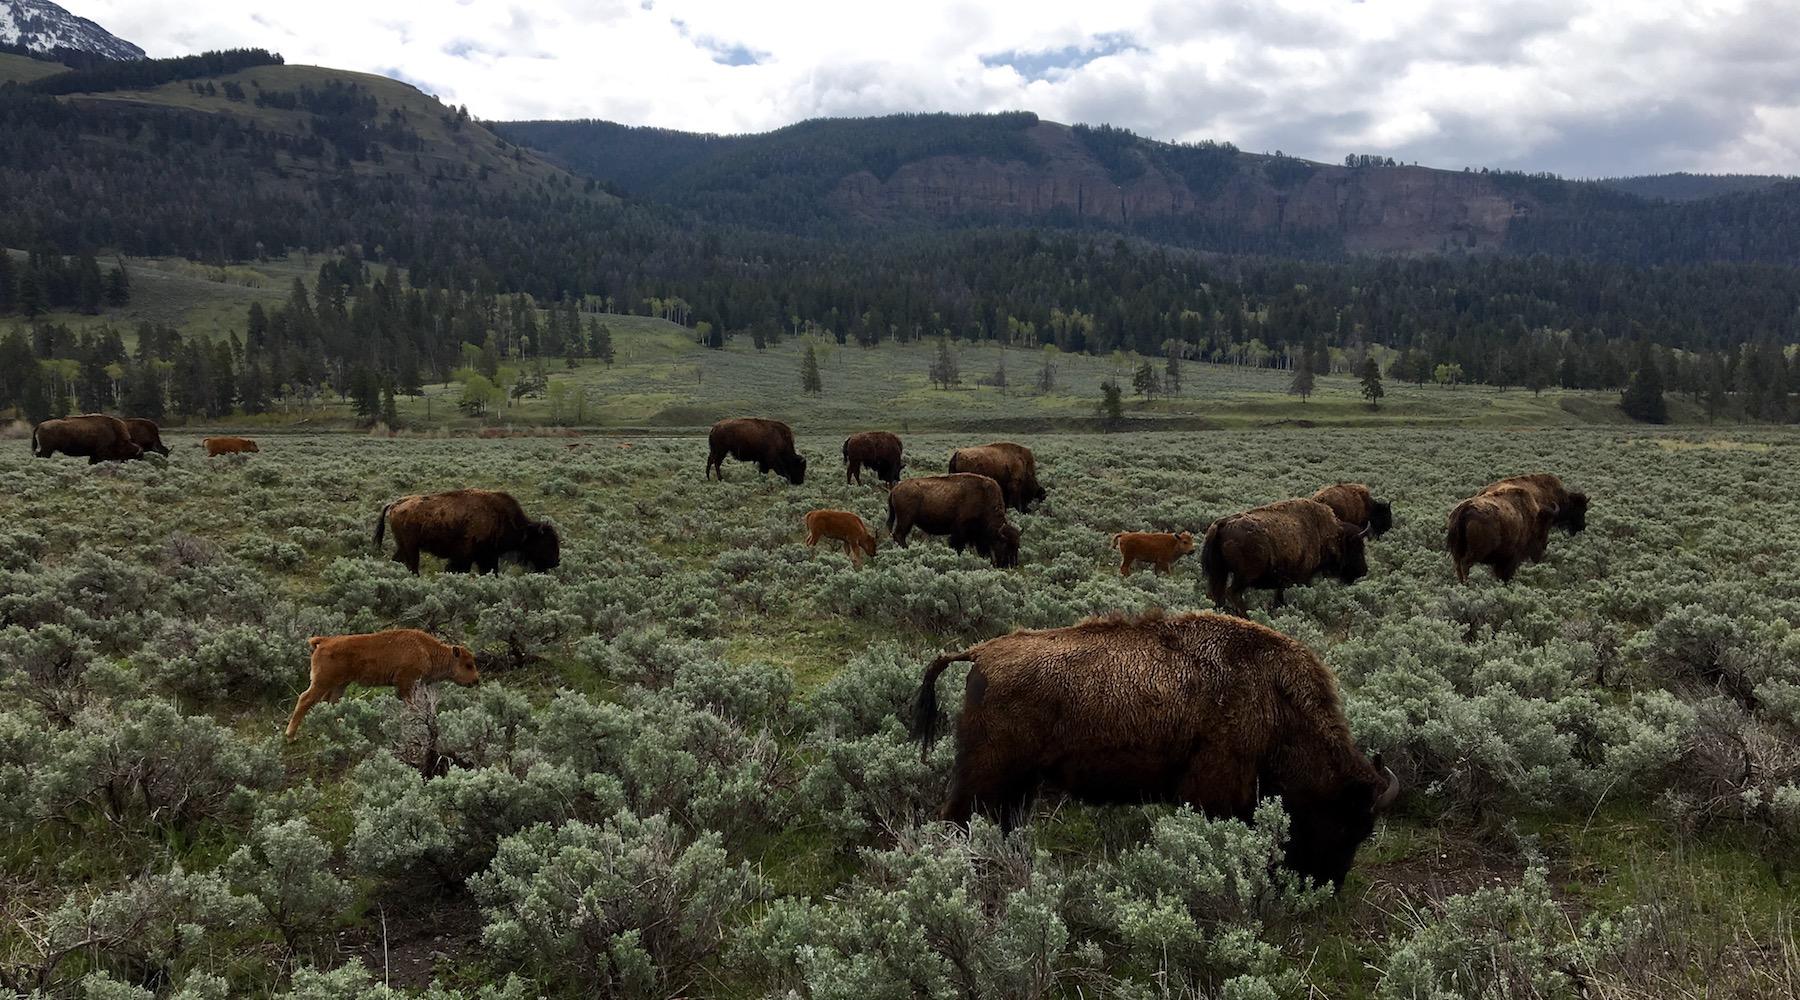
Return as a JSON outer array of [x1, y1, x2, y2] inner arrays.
[[1, 0, 144, 60]]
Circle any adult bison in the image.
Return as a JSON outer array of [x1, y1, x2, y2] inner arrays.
[[375, 488, 561, 575], [1311, 483, 1393, 537], [31, 414, 142, 464], [203, 436, 259, 456], [887, 473, 1020, 568], [1200, 498, 1369, 615], [706, 417, 806, 485], [914, 611, 1399, 887], [124, 418, 170, 457], [947, 442, 1044, 512], [842, 430, 903, 486], [1446, 485, 1556, 584], [1482, 473, 1587, 534]]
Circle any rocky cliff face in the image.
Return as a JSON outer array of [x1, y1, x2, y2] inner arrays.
[[829, 122, 1529, 253], [0, 0, 144, 59]]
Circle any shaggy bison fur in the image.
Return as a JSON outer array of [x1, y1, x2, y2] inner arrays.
[[1311, 482, 1393, 537], [1483, 473, 1587, 534], [1446, 485, 1556, 584], [1111, 530, 1196, 576], [124, 418, 170, 457], [947, 442, 1045, 512], [31, 414, 143, 464], [375, 488, 561, 575], [707, 417, 806, 484], [842, 430, 904, 486], [887, 473, 1021, 568], [1200, 498, 1369, 615], [914, 610, 1399, 887], [286, 629, 479, 737]]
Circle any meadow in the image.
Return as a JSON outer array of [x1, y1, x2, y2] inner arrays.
[[1, 424, 1796, 999]]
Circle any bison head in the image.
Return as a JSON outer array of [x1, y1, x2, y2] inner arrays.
[[1174, 531, 1196, 555], [1369, 499, 1394, 537], [1558, 492, 1589, 533], [782, 453, 808, 486], [517, 522, 562, 572], [1284, 754, 1399, 889], [449, 645, 481, 686], [859, 534, 879, 559], [1334, 526, 1369, 584], [991, 524, 1021, 569]]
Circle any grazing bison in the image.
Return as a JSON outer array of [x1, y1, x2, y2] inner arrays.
[[203, 436, 259, 456], [887, 473, 1021, 568], [804, 509, 879, 567], [1201, 498, 1369, 615], [1311, 483, 1393, 537], [1112, 530, 1196, 576], [1446, 485, 1556, 584], [286, 628, 479, 738], [706, 417, 806, 485], [124, 418, 170, 457], [914, 611, 1399, 887], [842, 430, 904, 486], [1483, 473, 1587, 534], [947, 442, 1045, 512], [375, 488, 561, 575], [31, 414, 143, 464]]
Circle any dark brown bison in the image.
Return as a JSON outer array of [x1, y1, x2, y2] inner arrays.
[[124, 418, 170, 457], [1446, 485, 1556, 584], [1311, 482, 1393, 537], [31, 414, 143, 464], [1200, 498, 1369, 615], [914, 611, 1399, 887], [842, 430, 904, 486], [947, 442, 1045, 512], [887, 473, 1021, 568], [706, 418, 806, 485], [1482, 473, 1587, 534], [374, 489, 561, 575]]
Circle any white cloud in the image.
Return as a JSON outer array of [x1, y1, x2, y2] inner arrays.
[[62, 0, 1800, 176]]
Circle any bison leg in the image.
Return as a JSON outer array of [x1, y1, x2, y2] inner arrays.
[[1453, 557, 1471, 585], [394, 679, 417, 703], [1495, 558, 1521, 584], [845, 541, 864, 568], [1119, 556, 1134, 577], [393, 545, 422, 575], [1155, 559, 1172, 575], [286, 685, 329, 738], [846, 462, 860, 485], [705, 447, 725, 480], [891, 517, 912, 546], [1224, 582, 1250, 618], [1270, 588, 1288, 610], [446, 558, 473, 574]]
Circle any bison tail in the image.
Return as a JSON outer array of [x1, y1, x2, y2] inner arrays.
[[914, 650, 974, 759], [373, 501, 396, 547], [30, 425, 40, 457], [1445, 503, 1472, 558], [1199, 521, 1230, 604]]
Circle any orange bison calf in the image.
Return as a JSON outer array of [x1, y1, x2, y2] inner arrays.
[[286, 629, 479, 738], [1112, 530, 1195, 576], [204, 436, 259, 456], [804, 509, 878, 567]]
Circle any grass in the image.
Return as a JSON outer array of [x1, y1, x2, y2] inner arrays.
[[0, 53, 66, 85]]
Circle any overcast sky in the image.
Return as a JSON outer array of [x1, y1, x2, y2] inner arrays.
[[65, 0, 1800, 177]]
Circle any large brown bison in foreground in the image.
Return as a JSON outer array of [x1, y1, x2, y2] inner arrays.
[[707, 417, 807, 484], [124, 418, 170, 457], [842, 430, 904, 486], [375, 489, 561, 575], [31, 414, 143, 464], [887, 473, 1021, 568], [1447, 485, 1556, 584], [1311, 482, 1393, 537], [947, 442, 1045, 512], [287, 629, 479, 738], [914, 611, 1399, 887], [1201, 498, 1369, 615], [1482, 473, 1588, 534]]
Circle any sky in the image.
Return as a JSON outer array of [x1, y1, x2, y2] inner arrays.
[[63, 0, 1800, 178]]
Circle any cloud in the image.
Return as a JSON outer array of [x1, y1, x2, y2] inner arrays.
[[62, 0, 1800, 176]]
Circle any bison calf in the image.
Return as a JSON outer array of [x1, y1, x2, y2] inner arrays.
[[1112, 530, 1196, 576], [375, 489, 560, 575], [203, 436, 259, 456], [1447, 485, 1555, 583], [887, 473, 1021, 568], [1201, 498, 1369, 615], [286, 628, 479, 738], [804, 509, 878, 567]]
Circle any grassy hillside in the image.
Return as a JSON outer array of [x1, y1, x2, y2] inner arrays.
[[0, 52, 64, 84], [4, 249, 314, 342]]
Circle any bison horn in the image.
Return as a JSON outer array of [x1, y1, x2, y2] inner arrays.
[[1372, 755, 1400, 811], [1358, 524, 1372, 539]]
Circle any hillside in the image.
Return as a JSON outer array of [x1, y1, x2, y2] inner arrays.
[[1597, 172, 1794, 202]]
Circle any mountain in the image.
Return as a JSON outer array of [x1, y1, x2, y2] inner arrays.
[[498, 114, 1800, 266], [0, 0, 143, 60]]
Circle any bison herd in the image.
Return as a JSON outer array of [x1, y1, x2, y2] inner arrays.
[[27, 410, 1594, 886]]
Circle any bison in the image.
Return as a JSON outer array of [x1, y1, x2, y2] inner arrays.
[[1311, 482, 1393, 537], [887, 473, 1021, 569], [1200, 498, 1369, 615], [914, 610, 1399, 887], [1111, 530, 1196, 576], [1482, 473, 1587, 534], [374, 488, 561, 575], [804, 509, 879, 567], [947, 442, 1045, 512], [842, 430, 904, 486], [124, 418, 170, 457], [1446, 485, 1556, 584], [203, 436, 259, 456], [31, 414, 143, 464], [706, 417, 806, 485], [286, 628, 479, 738]]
